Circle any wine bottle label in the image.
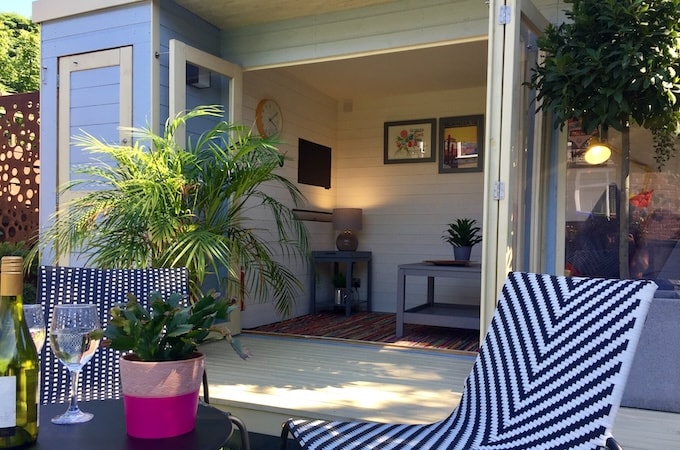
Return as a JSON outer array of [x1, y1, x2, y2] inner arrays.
[[0, 376, 16, 429]]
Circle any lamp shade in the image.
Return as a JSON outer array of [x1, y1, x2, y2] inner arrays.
[[332, 208, 362, 231], [584, 142, 612, 165]]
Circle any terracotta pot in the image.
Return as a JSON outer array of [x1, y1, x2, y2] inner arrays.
[[119, 352, 205, 439]]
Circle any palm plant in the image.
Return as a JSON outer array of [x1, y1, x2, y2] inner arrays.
[[33, 105, 309, 317]]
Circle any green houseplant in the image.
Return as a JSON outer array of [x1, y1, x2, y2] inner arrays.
[[103, 290, 246, 438], [104, 291, 247, 361], [30, 105, 309, 318], [442, 218, 482, 261]]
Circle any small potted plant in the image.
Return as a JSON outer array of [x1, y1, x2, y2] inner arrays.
[[103, 291, 247, 439], [442, 218, 482, 261]]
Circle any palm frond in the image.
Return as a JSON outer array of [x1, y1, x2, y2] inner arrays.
[[34, 105, 310, 318]]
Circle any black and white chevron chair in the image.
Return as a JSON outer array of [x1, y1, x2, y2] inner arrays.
[[38, 266, 191, 404], [39, 265, 252, 450], [280, 272, 657, 450]]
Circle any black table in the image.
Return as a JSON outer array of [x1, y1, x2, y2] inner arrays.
[[30, 400, 232, 450], [310, 251, 372, 316]]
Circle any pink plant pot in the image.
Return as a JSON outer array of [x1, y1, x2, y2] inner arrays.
[[119, 353, 205, 439]]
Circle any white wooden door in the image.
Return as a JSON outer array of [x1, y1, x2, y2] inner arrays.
[[481, 0, 550, 335], [168, 39, 243, 144]]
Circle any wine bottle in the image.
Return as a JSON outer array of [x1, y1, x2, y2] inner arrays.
[[0, 256, 39, 448]]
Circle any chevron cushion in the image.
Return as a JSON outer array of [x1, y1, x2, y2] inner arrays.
[[283, 272, 657, 449], [39, 266, 189, 404]]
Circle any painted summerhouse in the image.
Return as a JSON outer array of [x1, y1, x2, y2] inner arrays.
[[31, 0, 680, 413]]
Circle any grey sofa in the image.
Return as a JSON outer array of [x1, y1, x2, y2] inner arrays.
[[622, 294, 680, 413]]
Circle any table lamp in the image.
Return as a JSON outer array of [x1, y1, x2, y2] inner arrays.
[[333, 208, 362, 251]]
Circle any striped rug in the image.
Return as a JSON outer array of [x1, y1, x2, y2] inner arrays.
[[244, 311, 480, 353]]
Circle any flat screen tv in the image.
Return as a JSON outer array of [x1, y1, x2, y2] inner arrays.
[[298, 138, 331, 189]]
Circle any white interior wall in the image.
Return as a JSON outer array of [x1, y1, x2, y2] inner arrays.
[[240, 67, 486, 327], [240, 70, 338, 328], [337, 88, 486, 312]]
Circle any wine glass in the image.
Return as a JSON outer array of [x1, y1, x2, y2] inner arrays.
[[23, 304, 46, 353], [49, 304, 101, 424]]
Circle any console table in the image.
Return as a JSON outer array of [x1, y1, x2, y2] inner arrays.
[[396, 262, 481, 337], [311, 251, 372, 316]]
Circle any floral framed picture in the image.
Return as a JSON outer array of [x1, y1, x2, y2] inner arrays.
[[383, 119, 436, 164], [438, 115, 484, 173]]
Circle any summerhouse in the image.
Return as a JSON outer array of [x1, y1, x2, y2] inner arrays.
[[32, 0, 680, 419]]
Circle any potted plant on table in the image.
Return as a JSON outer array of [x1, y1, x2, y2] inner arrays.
[[103, 290, 246, 439], [442, 218, 482, 261]]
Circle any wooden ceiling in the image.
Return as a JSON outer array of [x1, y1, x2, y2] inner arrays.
[[174, 0, 398, 29]]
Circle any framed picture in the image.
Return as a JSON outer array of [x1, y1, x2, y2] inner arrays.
[[383, 119, 436, 164], [438, 115, 484, 173]]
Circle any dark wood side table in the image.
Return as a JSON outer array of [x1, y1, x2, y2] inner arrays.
[[311, 251, 372, 316], [31, 400, 231, 450]]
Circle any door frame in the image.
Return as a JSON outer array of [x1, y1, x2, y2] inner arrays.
[[481, 0, 549, 336], [57, 46, 133, 265], [168, 39, 243, 144]]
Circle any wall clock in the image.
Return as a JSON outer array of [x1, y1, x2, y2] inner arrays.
[[255, 99, 283, 138]]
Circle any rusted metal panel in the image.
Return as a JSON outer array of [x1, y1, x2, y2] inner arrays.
[[0, 91, 40, 245]]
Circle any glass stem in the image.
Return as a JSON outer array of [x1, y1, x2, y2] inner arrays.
[[67, 370, 81, 412]]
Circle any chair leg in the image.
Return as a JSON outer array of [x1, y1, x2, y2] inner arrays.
[[605, 437, 624, 450], [202, 370, 210, 404], [280, 422, 291, 450], [228, 413, 251, 450]]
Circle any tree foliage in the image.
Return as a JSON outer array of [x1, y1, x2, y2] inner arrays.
[[0, 13, 40, 94], [529, 0, 680, 169]]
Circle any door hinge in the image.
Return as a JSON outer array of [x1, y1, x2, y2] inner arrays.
[[499, 5, 511, 25], [493, 181, 505, 200]]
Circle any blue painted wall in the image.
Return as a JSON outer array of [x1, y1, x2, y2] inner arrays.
[[158, 1, 224, 132], [39, 1, 227, 263], [39, 3, 152, 260]]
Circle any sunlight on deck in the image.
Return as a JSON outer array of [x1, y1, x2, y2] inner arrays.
[[202, 335, 679, 448]]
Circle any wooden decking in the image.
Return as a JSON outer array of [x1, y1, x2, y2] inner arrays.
[[202, 334, 680, 449]]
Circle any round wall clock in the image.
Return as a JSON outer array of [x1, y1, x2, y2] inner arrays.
[[255, 99, 283, 138]]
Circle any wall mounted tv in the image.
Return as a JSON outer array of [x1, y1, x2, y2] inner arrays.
[[298, 138, 331, 189]]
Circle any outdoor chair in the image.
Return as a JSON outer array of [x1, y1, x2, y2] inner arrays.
[[38, 265, 250, 450], [280, 271, 657, 450]]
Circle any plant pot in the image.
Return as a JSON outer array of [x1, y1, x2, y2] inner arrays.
[[453, 246, 472, 261], [119, 352, 205, 439]]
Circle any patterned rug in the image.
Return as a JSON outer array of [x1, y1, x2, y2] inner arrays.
[[245, 311, 480, 353]]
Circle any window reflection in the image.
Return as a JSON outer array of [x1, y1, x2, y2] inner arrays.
[[565, 124, 680, 293]]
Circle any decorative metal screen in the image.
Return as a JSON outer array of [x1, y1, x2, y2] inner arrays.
[[0, 92, 40, 244]]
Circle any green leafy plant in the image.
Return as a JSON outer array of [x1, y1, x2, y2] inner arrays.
[[0, 13, 40, 94], [527, 0, 680, 278], [104, 291, 248, 362], [528, 0, 680, 169], [30, 105, 310, 318], [442, 219, 482, 248]]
